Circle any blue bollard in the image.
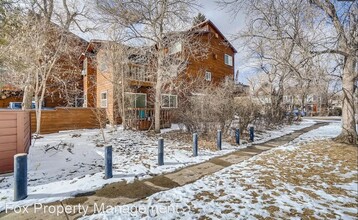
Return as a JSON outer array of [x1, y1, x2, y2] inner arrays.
[[235, 128, 240, 145], [158, 138, 164, 166], [250, 126, 254, 142], [14, 153, 27, 201], [193, 133, 198, 157], [105, 146, 113, 179], [217, 130, 222, 150]]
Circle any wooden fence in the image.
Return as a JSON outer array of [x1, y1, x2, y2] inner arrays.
[[30, 108, 106, 134], [0, 110, 31, 174]]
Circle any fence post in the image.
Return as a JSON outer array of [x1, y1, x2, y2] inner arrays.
[[105, 146, 113, 179], [235, 128, 240, 145], [217, 130, 222, 150], [193, 133, 198, 157], [14, 153, 27, 201], [249, 126, 254, 142], [158, 138, 164, 166]]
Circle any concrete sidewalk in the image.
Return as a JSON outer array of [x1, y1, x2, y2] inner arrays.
[[0, 122, 328, 220]]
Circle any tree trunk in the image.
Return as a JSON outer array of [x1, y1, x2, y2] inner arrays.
[[121, 69, 126, 129], [336, 56, 357, 145], [35, 73, 47, 134], [22, 74, 34, 110], [154, 74, 162, 133]]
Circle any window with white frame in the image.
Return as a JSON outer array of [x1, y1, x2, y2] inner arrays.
[[169, 42, 182, 54], [82, 58, 88, 76], [125, 93, 147, 108], [161, 94, 178, 108], [205, 71, 212, 81], [224, 54, 233, 66], [100, 92, 107, 108]]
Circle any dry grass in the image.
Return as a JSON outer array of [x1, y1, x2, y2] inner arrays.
[[189, 140, 358, 219], [94, 180, 160, 199]]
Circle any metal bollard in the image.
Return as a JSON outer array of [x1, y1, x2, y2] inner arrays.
[[14, 153, 27, 201], [217, 130, 222, 150], [105, 146, 113, 179], [249, 126, 254, 142], [235, 128, 240, 145], [158, 138, 164, 166], [193, 133, 198, 157]]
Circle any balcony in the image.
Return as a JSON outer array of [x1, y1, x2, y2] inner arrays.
[[126, 64, 155, 87], [124, 108, 172, 130]]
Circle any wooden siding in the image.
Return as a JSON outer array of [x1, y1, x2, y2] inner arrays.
[[30, 108, 106, 134], [0, 111, 31, 174], [85, 21, 235, 129], [186, 25, 235, 83], [96, 49, 115, 125], [0, 96, 23, 108]]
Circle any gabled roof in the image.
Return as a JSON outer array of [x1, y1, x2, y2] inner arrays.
[[192, 20, 237, 53], [80, 20, 238, 59]]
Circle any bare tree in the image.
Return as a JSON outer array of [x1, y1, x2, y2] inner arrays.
[[307, 0, 357, 144], [96, 0, 206, 133], [95, 37, 133, 128], [176, 78, 238, 136], [220, 0, 358, 144], [2, 0, 89, 134]]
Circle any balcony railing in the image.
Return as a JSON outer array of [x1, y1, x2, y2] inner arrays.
[[126, 64, 154, 82], [124, 108, 172, 130]]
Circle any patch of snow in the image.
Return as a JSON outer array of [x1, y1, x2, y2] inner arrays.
[[81, 122, 356, 220], [0, 119, 317, 212]]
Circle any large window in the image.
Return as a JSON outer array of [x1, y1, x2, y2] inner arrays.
[[100, 92, 107, 108], [126, 93, 147, 108], [162, 94, 178, 108], [224, 54, 233, 66]]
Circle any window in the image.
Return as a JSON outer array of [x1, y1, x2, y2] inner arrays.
[[162, 94, 178, 108], [205, 71, 212, 81], [99, 54, 109, 72], [99, 63, 108, 72], [82, 58, 88, 76], [100, 92, 107, 108], [125, 93, 147, 108], [74, 96, 84, 108], [224, 54, 233, 66], [169, 42, 182, 54]]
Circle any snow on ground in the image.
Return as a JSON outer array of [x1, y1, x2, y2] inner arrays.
[[82, 121, 358, 220], [0, 120, 316, 212]]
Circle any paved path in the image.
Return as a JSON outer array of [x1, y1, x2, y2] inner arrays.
[[0, 122, 328, 220]]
